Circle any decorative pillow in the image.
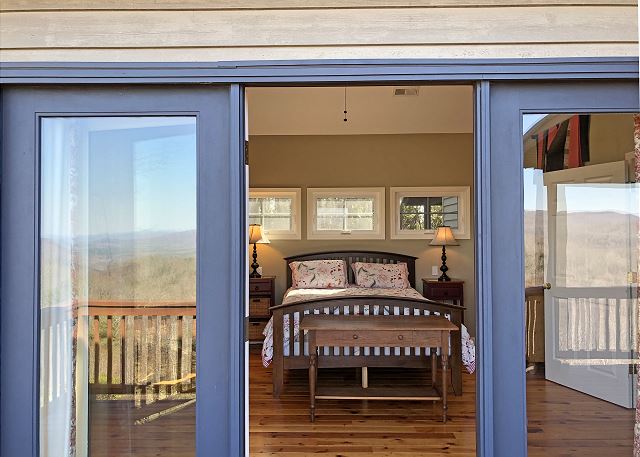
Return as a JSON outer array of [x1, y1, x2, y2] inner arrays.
[[290, 259, 347, 289], [352, 262, 410, 289]]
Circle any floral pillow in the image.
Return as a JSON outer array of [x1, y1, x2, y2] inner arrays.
[[290, 259, 347, 289], [352, 262, 410, 289]]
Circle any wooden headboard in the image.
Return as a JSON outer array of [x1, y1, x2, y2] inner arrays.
[[284, 250, 418, 289]]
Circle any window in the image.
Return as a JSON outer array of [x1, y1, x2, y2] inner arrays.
[[307, 188, 385, 240], [390, 187, 470, 239], [249, 188, 301, 239]]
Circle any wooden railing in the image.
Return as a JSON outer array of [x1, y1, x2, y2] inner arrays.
[[551, 286, 636, 357], [525, 285, 638, 366], [525, 286, 545, 364], [40, 301, 197, 405]]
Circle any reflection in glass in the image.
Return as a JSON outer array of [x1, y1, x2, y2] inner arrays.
[[40, 117, 196, 457], [523, 113, 637, 455]]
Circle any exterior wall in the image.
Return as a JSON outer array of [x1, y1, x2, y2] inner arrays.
[[248, 132, 476, 333], [0, 1, 637, 62]]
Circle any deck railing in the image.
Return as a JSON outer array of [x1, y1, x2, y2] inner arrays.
[[525, 285, 638, 366], [40, 301, 197, 405]]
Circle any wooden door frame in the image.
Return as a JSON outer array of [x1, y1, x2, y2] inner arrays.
[[1, 58, 638, 457]]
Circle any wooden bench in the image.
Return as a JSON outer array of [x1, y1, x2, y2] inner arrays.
[[300, 314, 458, 423]]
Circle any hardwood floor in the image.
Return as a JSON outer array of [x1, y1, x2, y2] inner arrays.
[[526, 371, 634, 457], [250, 349, 476, 457], [249, 351, 634, 457], [86, 350, 633, 456]]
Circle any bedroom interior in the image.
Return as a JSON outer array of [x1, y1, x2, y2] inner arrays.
[[245, 84, 478, 455], [245, 88, 639, 456]]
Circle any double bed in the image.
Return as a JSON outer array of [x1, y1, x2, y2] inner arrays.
[[261, 250, 472, 397]]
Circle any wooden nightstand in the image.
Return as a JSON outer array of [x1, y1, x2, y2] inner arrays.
[[422, 279, 464, 309], [248, 276, 275, 344], [422, 278, 465, 396]]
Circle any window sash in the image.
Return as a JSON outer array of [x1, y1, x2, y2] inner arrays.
[[391, 187, 470, 239], [308, 188, 385, 240], [248, 189, 301, 239]]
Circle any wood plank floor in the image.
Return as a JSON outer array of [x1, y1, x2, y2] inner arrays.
[[87, 350, 633, 456]]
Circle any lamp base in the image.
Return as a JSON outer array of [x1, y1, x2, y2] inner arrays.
[[250, 243, 262, 278], [437, 272, 451, 282], [438, 245, 451, 281]]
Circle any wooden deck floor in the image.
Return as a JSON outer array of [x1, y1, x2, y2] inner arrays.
[[87, 351, 633, 456]]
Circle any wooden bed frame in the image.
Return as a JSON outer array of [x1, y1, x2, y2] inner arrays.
[[269, 250, 466, 398]]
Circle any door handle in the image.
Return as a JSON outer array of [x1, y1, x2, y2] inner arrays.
[[543, 283, 551, 290]]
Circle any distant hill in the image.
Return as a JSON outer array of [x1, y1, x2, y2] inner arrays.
[[524, 210, 639, 287], [41, 230, 196, 304]]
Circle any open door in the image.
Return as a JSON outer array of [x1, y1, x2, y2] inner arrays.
[[0, 85, 245, 457], [543, 160, 636, 407]]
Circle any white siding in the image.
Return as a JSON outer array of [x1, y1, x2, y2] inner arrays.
[[0, 1, 637, 62]]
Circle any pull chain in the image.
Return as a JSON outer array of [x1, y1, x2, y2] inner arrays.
[[343, 87, 348, 122]]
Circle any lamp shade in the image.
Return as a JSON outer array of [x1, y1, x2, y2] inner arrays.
[[430, 226, 459, 246], [249, 224, 270, 244]]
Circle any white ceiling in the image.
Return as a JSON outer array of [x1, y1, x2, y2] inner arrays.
[[246, 85, 474, 136]]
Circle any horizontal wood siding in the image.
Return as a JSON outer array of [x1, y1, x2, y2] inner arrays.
[[0, 2, 637, 61], [1, 0, 636, 10]]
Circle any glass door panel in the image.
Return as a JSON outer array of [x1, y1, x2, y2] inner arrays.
[[522, 113, 637, 455], [39, 117, 197, 457]]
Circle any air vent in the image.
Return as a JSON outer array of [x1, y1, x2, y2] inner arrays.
[[393, 87, 419, 96]]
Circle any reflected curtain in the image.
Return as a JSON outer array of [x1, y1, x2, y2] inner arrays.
[[40, 119, 89, 457]]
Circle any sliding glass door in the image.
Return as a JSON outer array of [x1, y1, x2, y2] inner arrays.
[[1, 86, 245, 457], [488, 81, 639, 457]]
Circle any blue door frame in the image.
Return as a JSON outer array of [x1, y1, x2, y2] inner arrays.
[[0, 85, 246, 457], [0, 58, 638, 457]]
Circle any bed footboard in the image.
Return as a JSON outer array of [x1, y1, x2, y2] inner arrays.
[[269, 296, 465, 398]]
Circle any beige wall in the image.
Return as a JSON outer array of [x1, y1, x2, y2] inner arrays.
[[249, 133, 476, 334], [1, 1, 637, 61]]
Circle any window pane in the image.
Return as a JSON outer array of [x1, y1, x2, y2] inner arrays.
[[522, 112, 637, 454], [345, 198, 373, 215], [40, 117, 197, 457], [398, 195, 459, 231], [272, 198, 292, 214], [262, 216, 291, 231], [317, 197, 345, 215], [248, 198, 261, 214], [249, 196, 294, 234], [316, 215, 344, 231], [346, 215, 374, 231]]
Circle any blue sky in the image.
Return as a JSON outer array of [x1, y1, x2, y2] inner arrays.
[[523, 168, 639, 214], [41, 117, 197, 238]]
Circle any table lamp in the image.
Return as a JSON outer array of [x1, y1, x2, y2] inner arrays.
[[249, 224, 270, 278], [430, 226, 459, 282]]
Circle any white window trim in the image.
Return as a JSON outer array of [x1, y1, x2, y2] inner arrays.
[[307, 187, 385, 240], [249, 188, 301, 240], [390, 186, 471, 240]]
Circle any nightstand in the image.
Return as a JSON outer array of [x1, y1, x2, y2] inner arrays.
[[248, 276, 275, 344], [422, 279, 464, 309], [422, 278, 465, 396]]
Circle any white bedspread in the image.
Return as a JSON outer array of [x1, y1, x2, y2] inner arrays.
[[261, 287, 476, 373]]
